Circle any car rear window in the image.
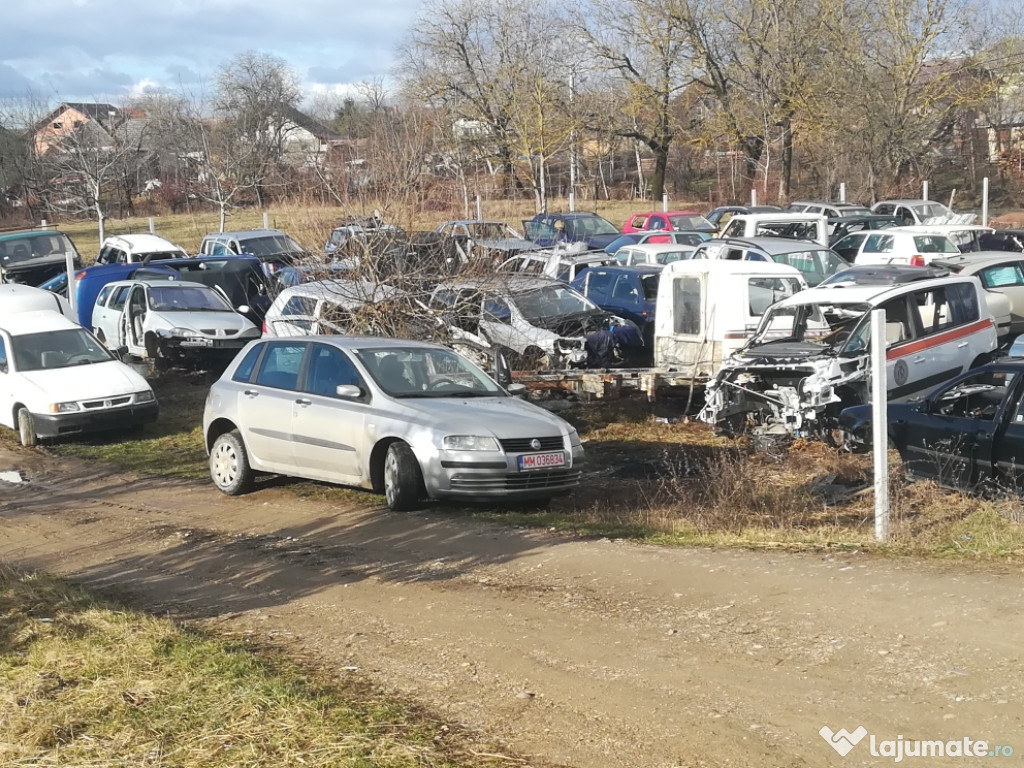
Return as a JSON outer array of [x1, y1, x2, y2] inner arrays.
[[913, 235, 958, 253]]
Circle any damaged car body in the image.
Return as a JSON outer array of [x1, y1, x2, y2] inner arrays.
[[700, 276, 999, 445]]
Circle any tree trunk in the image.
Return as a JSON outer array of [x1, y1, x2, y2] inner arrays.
[[649, 144, 669, 201]]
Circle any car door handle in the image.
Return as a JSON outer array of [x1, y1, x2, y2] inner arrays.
[[295, 398, 312, 407], [912, 356, 926, 364], [957, 342, 969, 348], [243, 389, 259, 397]]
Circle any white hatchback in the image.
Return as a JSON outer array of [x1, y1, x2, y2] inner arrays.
[[0, 311, 158, 446], [833, 229, 961, 266]]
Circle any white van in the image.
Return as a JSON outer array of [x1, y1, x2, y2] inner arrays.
[[653, 260, 808, 378], [718, 212, 830, 246], [0, 283, 75, 320]]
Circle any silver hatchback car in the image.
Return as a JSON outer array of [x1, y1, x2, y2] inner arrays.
[[202, 336, 584, 510]]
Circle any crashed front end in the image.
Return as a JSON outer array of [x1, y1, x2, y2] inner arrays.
[[701, 352, 871, 441], [532, 310, 630, 370]]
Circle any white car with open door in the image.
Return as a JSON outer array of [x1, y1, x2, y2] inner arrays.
[[0, 310, 157, 446], [91, 279, 260, 368]]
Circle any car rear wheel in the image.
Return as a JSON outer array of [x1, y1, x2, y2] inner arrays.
[[210, 430, 254, 495], [383, 442, 425, 512], [17, 408, 36, 447]]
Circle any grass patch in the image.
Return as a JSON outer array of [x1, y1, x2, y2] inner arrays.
[[0, 563, 516, 767]]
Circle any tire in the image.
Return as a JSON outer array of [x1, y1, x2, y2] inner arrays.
[[383, 442, 425, 512], [209, 430, 254, 495], [970, 353, 992, 369], [17, 408, 36, 447]]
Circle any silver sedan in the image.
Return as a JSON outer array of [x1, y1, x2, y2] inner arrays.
[[202, 336, 584, 510]]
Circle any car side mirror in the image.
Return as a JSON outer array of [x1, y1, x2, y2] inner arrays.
[[237, 304, 250, 315], [335, 384, 363, 399], [508, 382, 527, 396], [492, 348, 513, 387], [115, 345, 129, 360]]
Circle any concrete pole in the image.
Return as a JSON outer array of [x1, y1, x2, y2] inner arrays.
[[923, 180, 929, 201], [148, 217, 155, 234], [65, 252, 76, 311], [663, 192, 669, 212], [262, 212, 270, 229], [476, 195, 482, 220], [751, 188, 758, 206], [982, 177, 990, 226], [871, 309, 889, 541], [839, 183, 846, 203]]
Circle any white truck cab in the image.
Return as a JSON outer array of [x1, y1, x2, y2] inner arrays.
[[718, 212, 830, 246]]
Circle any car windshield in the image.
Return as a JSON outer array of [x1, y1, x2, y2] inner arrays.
[[239, 235, 305, 257], [749, 301, 864, 347], [668, 215, 714, 230], [12, 329, 112, 371], [770, 249, 845, 286], [911, 202, 952, 219], [468, 222, 516, 239], [148, 286, 233, 312], [0, 233, 79, 264], [565, 216, 619, 238], [354, 347, 504, 398], [513, 285, 596, 320]]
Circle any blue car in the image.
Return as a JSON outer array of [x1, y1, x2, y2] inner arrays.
[[571, 265, 661, 357], [522, 212, 621, 250]]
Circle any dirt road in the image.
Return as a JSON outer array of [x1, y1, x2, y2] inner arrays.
[[1, 444, 1023, 767]]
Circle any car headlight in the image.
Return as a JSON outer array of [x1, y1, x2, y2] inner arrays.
[[135, 390, 156, 403], [442, 435, 501, 451], [567, 427, 582, 447], [168, 327, 203, 338], [49, 401, 80, 413]]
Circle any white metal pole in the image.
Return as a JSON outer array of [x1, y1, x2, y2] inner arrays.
[[871, 308, 889, 540], [983, 177, 990, 225], [569, 191, 575, 212], [148, 217, 155, 234], [922, 180, 929, 201], [262, 212, 270, 229], [476, 195, 482, 220], [663, 192, 669, 212], [751, 188, 758, 206], [839, 183, 846, 203], [40, 219, 48, 229]]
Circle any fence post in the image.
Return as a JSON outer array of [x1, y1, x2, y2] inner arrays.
[[871, 309, 889, 541]]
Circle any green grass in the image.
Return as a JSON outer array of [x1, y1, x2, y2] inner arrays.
[[0, 563, 513, 768]]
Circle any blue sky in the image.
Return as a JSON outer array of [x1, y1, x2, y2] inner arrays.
[[0, 0, 416, 106]]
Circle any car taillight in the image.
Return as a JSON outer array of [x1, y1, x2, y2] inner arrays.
[[910, 255, 925, 267], [262, 320, 267, 334]]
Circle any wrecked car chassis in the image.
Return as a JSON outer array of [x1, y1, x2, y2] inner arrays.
[[701, 356, 870, 443]]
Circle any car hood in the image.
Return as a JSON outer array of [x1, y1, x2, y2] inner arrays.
[[19, 360, 151, 398], [584, 233, 620, 249], [153, 311, 257, 334], [398, 396, 568, 438]]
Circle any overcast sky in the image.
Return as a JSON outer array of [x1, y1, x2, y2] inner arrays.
[[0, 0, 417, 107]]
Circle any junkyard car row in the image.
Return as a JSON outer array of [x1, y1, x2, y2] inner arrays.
[[8, 197, 1024, 502]]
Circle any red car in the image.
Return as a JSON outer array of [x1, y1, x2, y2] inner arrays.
[[621, 211, 717, 241]]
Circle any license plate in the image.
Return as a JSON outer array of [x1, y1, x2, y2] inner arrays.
[[180, 338, 213, 347], [518, 451, 566, 471]]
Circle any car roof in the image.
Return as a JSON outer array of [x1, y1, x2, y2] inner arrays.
[[276, 278, 398, 304], [930, 252, 1024, 271], [0, 229, 70, 243], [103, 233, 185, 250], [587, 264, 662, 274], [439, 274, 568, 291], [628, 210, 702, 217], [895, 224, 994, 233], [623, 242, 698, 253], [104, 279, 213, 290], [821, 265, 951, 285], [873, 199, 937, 206], [0, 309, 80, 335], [661, 259, 803, 277], [775, 275, 979, 307], [714, 237, 831, 254], [203, 229, 289, 238], [246, 335, 450, 353]]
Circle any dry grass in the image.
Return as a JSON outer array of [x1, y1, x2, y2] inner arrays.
[[41, 197, 687, 263], [0, 563, 518, 768]]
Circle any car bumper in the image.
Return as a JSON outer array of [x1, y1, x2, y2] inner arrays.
[[426, 445, 585, 500], [158, 337, 254, 355], [31, 402, 160, 439]]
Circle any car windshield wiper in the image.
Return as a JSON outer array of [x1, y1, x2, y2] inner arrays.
[[417, 389, 496, 398]]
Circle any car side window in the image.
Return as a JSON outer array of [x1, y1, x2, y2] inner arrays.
[[881, 295, 916, 347], [96, 285, 116, 307], [254, 342, 306, 390], [980, 263, 1024, 289], [109, 285, 131, 311], [611, 275, 640, 302], [304, 344, 363, 397], [282, 296, 316, 316], [587, 271, 613, 299], [722, 220, 744, 238], [483, 296, 512, 322], [864, 234, 894, 253], [935, 370, 1016, 421], [673, 277, 702, 334], [948, 282, 980, 324], [0, 337, 7, 373], [232, 343, 264, 383], [912, 287, 955, 335]]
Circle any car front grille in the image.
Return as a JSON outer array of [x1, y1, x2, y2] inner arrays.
[[449, 469, 582, 491], [200, 328, 241, 336], [81, 396, 132, 410], [499, 436, 565, 453]]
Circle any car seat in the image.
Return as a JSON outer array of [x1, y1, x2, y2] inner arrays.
[[376, 354, 412, 390]]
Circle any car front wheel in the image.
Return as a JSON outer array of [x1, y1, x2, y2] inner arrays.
[[210, 430, 254, 495], [383, 442, 425, 512], [17, 408, 36, 447]]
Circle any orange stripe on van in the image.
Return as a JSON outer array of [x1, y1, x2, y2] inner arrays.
[[886, 318, 993, 360]]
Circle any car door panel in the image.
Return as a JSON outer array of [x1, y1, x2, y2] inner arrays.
[[238, 342, 307, 470]]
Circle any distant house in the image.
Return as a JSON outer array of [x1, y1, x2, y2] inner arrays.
[[32, 102, 127, 155], [272, 104, 343, 165]]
